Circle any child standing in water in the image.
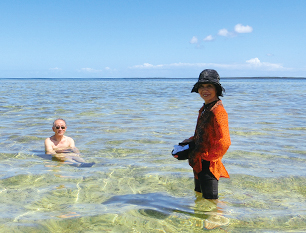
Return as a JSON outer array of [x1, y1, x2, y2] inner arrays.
[[181, 69, 231, 199]]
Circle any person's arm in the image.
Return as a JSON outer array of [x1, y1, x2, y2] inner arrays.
[[69, 137, 76, 148], [67, 137, 80, 154], [44, 138, 56, 155], [180, 137, 194, 144]]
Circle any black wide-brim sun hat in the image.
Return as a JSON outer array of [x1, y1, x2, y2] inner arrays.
[[191, 69, 224, 96]]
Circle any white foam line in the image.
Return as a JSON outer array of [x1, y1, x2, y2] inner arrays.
[[75, 182, 81, 202], [0, 188, 7, 194], [13, 211, 36, 222], [128, 179, 136, 194]]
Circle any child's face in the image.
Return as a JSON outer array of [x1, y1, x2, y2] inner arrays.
[[198, 83, 218, 104]]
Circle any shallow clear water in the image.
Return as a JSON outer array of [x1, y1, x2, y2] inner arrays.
[[0, 78, 305, 232]]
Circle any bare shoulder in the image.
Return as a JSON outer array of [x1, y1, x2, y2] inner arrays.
[[44, 137, 55, 154], [65, 136, 74, 142], [64, 136, 75, 147], [44, 137, 52, 145]]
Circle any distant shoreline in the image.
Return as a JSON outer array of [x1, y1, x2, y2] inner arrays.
[[1, 77, 306, 80]]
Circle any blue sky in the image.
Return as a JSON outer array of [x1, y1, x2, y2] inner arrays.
[[0, 0, 305, 78]]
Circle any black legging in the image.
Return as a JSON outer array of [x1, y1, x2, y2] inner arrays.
[[194, 160, 218, 199]]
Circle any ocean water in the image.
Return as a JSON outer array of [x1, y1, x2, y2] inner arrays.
[[0, 77, 305, 232]]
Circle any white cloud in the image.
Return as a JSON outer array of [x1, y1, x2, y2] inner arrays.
[[218, 28, 231, 37], [49, 67, 62, 71], [130, 62, 215, 69], [131, 63, 164, 69], [190, 36, 198, 44], [246, 57, 261, 65], [204, 35, 214, 41], [131, 62, 193, 69], [245, 57, 285, 70], [191, 23, 253, 44], [130, 58, 287, 71], [105, 67, 111, 70], [234, 24, 253, 33]]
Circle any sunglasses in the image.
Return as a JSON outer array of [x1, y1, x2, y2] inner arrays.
[[55, 126, 66, 129]]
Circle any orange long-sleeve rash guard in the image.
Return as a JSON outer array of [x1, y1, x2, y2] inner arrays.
[[188, 100, 231, 180]]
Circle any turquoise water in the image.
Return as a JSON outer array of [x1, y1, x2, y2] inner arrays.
[[0, 78, 305, 232]]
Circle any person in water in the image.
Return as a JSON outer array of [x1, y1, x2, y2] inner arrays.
[[180, 69, 231, 199], [44, 118, 89, 165]]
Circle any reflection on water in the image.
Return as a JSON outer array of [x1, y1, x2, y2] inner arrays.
[[102, 192, 229, 230], [0, 78, 306, 232]]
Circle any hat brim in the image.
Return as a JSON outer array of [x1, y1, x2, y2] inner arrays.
[[191, 81, 222, 93]]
